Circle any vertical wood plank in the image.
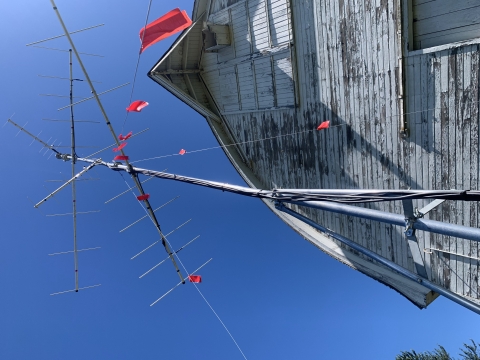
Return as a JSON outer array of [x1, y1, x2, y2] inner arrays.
[[470, 45, 479, 299]]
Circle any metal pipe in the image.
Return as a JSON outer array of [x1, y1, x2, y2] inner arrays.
[[275, 203, 480, 316], [73, 156, 480, 243], [69, 49, 79, 292], [34, 161, 99, 208], [284, 200, 480, 243], [49, 0, 185, 284]]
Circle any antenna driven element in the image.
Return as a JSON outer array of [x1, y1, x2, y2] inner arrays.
[[48, 247, 101, 256], [105, 175, 157, 204], [40, 94, 86, 99], [130, 219, 192, 259], [34, 160, 100, 208], [150, 258, 213, 306], [46, 210, 100, 217], [33, 47, 104, 57], [26, 23, 104, 46], [57, 83, 130, 111], [139, 236, 200, 278], [42, 118, 100, 124], [50, 283, 101, 296], [38, 74, 101, 83], [8, 119, 60, 154], [120, 196, 179, 232]]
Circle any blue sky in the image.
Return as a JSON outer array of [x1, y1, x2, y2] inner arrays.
[[0, 1, 478, 359]]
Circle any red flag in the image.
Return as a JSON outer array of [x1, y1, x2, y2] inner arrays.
[[114, 155, 129, 161], [140, 9, 192, 53], [137, 194, 150, 201], [126, 100, 149, 112], [188, 275, 202, 283], [179, 149, 186, 155], [119, 131, 133, 141], [113, 142, 127, 152], [317, 121, 330, 130]]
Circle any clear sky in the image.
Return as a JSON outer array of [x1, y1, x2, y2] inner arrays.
[[0, 1, 478, 359]]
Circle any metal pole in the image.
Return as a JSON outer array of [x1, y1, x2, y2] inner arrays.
[[275, 203, 480, 316], [72, 156, 480, 243], [283, 200, 480, 243], [34, 161, 98, 208], [69, 49, 79, 292], [49, 0, 185, 284]]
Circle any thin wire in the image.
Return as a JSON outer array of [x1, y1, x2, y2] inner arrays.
[[132, 124, 345, 164], [190, 283, 248, 360], [116, 172, 248, 359], [133, 93, 480, 164], [121, 0, 153, 133]]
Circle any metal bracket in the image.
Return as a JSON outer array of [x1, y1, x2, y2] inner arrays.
[[417, 198, 445, 217], [402, 199, 429, 279]]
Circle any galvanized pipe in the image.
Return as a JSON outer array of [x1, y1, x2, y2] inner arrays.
[[275, 203, 480, 316], [284, 200, 480, 243]]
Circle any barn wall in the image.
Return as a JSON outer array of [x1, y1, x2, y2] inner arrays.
[[152, 0, 480, 307], [412, 0, 480, 50], [404, 45, 480, 300]]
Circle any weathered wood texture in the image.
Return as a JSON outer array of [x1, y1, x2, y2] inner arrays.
[[199, 0, 480, 305], [150, 0, 480, 307], [201, 0, 295, 113], [405, 45, 480, 300], [412, 0, 480, 49]]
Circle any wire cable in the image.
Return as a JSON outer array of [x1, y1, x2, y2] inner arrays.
[[117, 172, 248, 359], [131, 124, 346, 164], [121, 0, 153, 133]]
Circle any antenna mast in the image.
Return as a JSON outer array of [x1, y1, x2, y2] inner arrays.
[[69, 48, 79, 292], [49, 0, 186, 284]]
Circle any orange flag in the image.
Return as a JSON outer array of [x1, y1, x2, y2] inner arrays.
[[139, 9, 192, 53], [317, 121, 330, 130]]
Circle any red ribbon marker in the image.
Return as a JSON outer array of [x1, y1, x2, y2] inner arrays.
[[317, 121, 330, 130], [113, 142, 127, 152], [137, 194, 150, 201], [179, 149, 186, 155], [119, 131, 133, 141], [188, 275, 202, 283], [114, 155, 129, 161], [140, 9, 192, 53], [126, 100, 149, 112]]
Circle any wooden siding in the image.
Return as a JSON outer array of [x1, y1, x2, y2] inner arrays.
[[404, 45, 480, 300], [412, 0, 480, 49], [200, 0, 480, 306], [201, 0, 295, 114], [151, 0, 480, 308]]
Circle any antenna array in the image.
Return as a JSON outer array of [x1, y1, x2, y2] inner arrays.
[[7, 0, 211, 303]]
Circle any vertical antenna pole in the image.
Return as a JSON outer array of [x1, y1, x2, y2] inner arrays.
[[49, 0, 185, 284], [69, 49, 79, 292]]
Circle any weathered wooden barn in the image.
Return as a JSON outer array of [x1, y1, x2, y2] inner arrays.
[[148, 0, 480, 311]]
